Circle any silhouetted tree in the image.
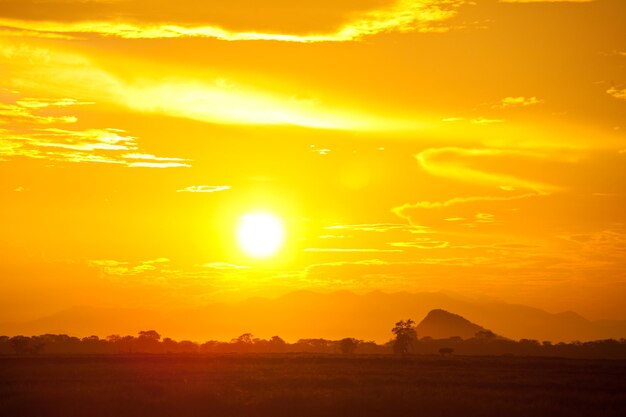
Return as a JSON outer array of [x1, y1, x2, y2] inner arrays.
[[138, 330, 161, 341], [392, 319, 417, 355], [162, 337, 177, 353], [121, 335, 134, 353], [177, 340, 199, 353], [135, 330, 161, 353], [519, 339, 540, 346], [232, 333, 254, 344], [9, 336, 30, 354], [268, 336, 287, 352], [294, 338, 334, 353], [339, 338, 360, 355]]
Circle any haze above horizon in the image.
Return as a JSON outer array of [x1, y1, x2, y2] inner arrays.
[[1, 0, 625, 337]]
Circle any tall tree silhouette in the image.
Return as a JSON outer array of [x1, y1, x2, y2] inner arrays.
[[392, 319, 417, 355]]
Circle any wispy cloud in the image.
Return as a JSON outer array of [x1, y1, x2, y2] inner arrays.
[[177, 185, 231, 193], [89, 258, 171, 276], [310, 145, 332, 155], [304, 248, 403, 253], [500, 0, 594, 3], [0, 26, 78, 40], [392, 192, 543, 228], [0, 97, 190, 167], [0, 1, 463, 42], [325, 223, 425, 233], [201, 262, 249, 270], [415, 147, 561, 192], [388, 239, 449, 249], [15, 98, 95, 109], [126, 161, 189, 168], [0, 102, 78, 125], [607, 87, 626, 101], [492, 96, 543, 109], [0, 41, 409, 131], [471, 117, 504, 124], [395, 192, 542, 212]]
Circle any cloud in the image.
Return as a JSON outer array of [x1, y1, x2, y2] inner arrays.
[[87, 256, 273, 293], [0, 41, 409, 131], [607, 87, 626, 101], [301, 259, 391, 284], [395, 192, 541, 211], [201, 262, 249, 270], [0, 96, 190, 167], [415, 147, 561, 192], [15, 97, 95, 109], [126, 161, 189, 168], [392, 192, 543, 228], [388, 239, 449, 249], [304, 248, 403, 253], [471, 117, 504, 124], [314, 222, 435, 254], [177, 185, 231, 193], [0, 102, 78, 125], [325, 223, 425, 233], [0, 1, 462, 42], [90, 257, 170, 277], [500, 0, 593, 3], [558, 228, 626, 261], [492, 96, 543, 109], [310, 145, 332, 155], [0, 26, 78, 40]]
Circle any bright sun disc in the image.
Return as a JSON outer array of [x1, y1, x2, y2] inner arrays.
[[237, 212, 285, 258]]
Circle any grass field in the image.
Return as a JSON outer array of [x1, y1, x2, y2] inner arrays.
[[1, 354, 625, 417]]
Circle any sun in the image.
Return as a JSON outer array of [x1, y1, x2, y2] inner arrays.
[[236, 212, 285, 259]]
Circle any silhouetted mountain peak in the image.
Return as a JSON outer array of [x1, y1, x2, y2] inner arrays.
[[417, 309, 485, 340]]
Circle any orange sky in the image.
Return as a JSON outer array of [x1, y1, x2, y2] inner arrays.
[[1, 0, 625, 325]]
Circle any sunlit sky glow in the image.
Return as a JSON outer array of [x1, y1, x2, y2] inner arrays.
[[0, 0, 625, 325]]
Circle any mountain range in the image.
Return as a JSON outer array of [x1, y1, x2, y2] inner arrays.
[[2, 290, 625, 343]]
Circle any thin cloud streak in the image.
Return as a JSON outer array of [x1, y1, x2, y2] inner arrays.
[[304, 248, 403, 253], [177, 185, 232, 193], [492, 96, 543, 109]]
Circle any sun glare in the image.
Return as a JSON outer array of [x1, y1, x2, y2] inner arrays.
[[237, 212, 285, 259]]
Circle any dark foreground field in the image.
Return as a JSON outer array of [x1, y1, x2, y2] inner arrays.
[[1, 355, 625, 417]]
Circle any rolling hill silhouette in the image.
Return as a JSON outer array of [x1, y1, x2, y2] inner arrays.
[[416, 309, 486, 340], [2, 290, 626, 343]]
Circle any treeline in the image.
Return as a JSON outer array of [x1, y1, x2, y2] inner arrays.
[[417, 334, 626, 359], [0, 332, 385, 355], [2, 329, 626, 359]]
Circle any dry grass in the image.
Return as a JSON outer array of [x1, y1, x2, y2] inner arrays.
[[1, 354, 625, 417]]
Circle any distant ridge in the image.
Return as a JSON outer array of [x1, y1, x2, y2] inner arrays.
[[417, 309, 486, 340], [2, 291, 626, 343]]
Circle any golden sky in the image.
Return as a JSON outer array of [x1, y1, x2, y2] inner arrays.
[[1, 0, 625, 324]]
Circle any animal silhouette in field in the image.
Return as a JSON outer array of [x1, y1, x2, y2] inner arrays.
[[438, 347, 454, 357]]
